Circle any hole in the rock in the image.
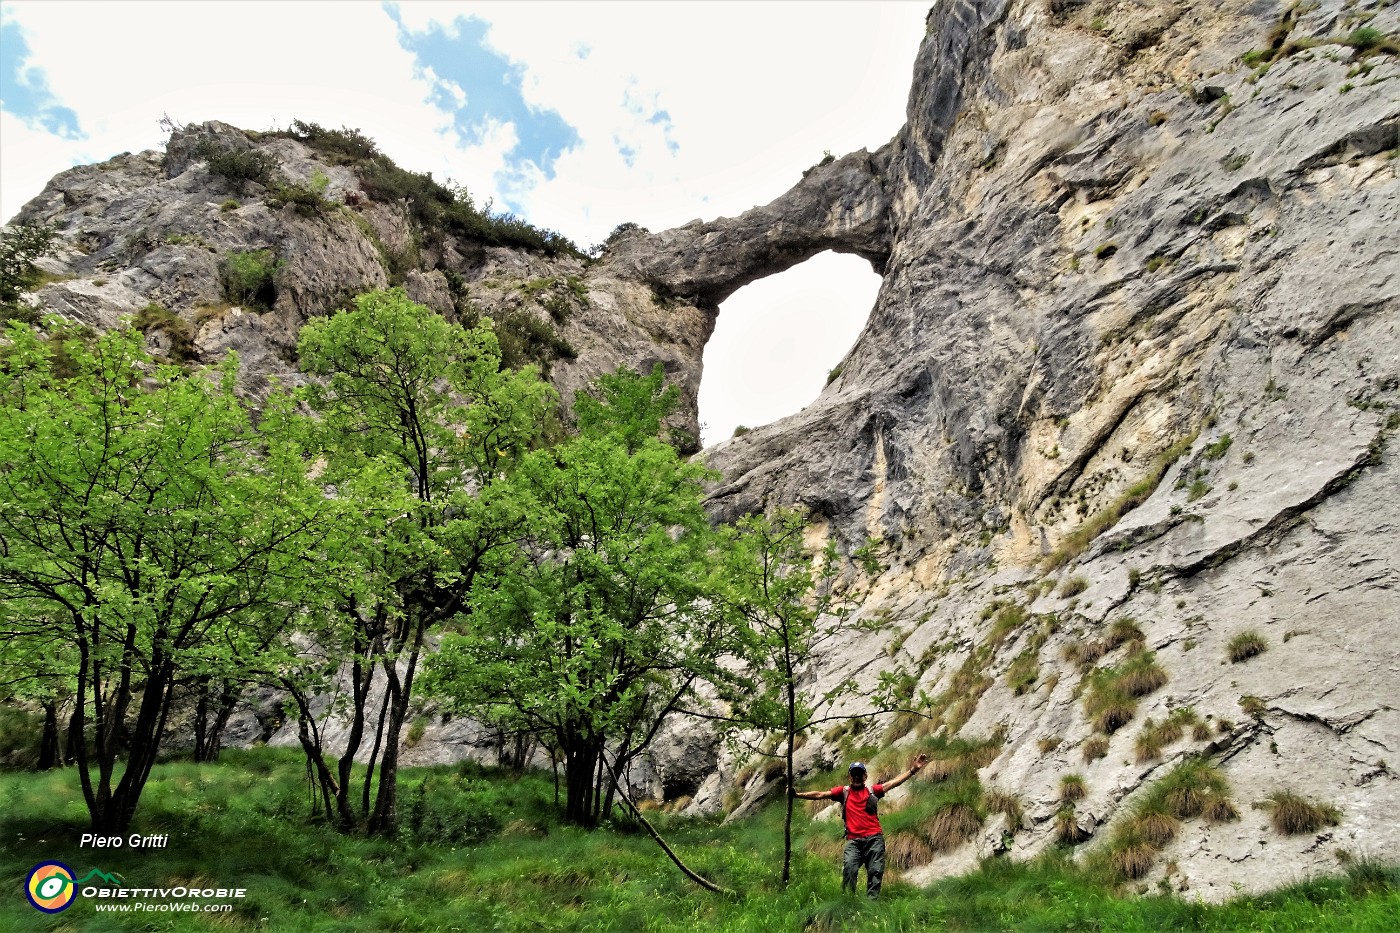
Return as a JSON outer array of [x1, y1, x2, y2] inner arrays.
[[698, 251, 880, 446], [661, 777, 701, 803]]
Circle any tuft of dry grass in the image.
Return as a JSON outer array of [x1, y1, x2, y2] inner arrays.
[[1037, 736, 1063, 755], [1063, 638, 1107, 670], [1006, 651, 1039, 695], [1227, 630, 1268, 663], [1060, 774, 1087, 802], [1104, 618, 1144, 650], [1056, 805, 1088, 844], [1111, 841, 1158, 880], [1099, 702, 1136, 734], [946, 696, 982, 733], [1118, 651, 1169, 697], [1135, 723, 1166, 763], [1204, 796, 1240, 823], [1059, 576, 1089, 598], [804, 831, 847, 862], [1192, 722, 1214, 742], [1164, 784, 1210, 820], [987, 603, 1029, 645], [886, 831, 935, 869], [925, 803, 983, 853], [924, 755, 969, 783], [1136, 707, 1199, 761], [1083, 649, 1168, 735], [1134, 810, 1181, 848], [1240, 695, 1267, 718], [966, 742, 1000, 769], [984, 789, 1023, 829], [1082, 736, 1110, 762], [1260, 791, 1342, 835]]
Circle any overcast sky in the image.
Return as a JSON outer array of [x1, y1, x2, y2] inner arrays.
[[0, 0, 927, 444]]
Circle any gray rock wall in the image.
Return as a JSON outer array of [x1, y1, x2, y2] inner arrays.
[[669, 0, 1399, 899]]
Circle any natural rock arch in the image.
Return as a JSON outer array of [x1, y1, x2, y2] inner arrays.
[[599, 146, 894, 312]]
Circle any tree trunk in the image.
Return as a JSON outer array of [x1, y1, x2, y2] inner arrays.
[[38, 700, 62, 770], [96, 665, 175, 834], [332, 648, 374, 830], [362, 688, 391, 818], [563, 738, 600, 826], [65, 701, 82, 766], [284, 682, 341, 825], [193, 679, 241, 763], [782, 681, 797, 888], [368, 635, 423, 836]]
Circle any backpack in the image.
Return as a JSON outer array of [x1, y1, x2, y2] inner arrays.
[[837, 784, 883, 832]]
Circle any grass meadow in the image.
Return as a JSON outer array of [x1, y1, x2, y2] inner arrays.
[[1, 748, 1397, 931]]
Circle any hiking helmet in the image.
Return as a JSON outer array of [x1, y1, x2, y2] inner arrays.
[[848, 761, 868, 775]]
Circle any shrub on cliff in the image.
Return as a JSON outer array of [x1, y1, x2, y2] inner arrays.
[[0, 223, 58, 324]]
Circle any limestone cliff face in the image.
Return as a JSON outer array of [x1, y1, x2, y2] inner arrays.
[[10, 121, 714, 444], [9, 0, 1399, 900], [634, 0, 1399, 900]]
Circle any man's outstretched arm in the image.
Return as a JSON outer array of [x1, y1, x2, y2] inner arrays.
[[793, 787, 836, 800], [879, 754, 929, 792]]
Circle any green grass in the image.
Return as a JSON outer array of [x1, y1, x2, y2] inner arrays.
[[133, 302, 197, 362], [1082, 648, 1168, 734], [2, 748, 1397, 931]]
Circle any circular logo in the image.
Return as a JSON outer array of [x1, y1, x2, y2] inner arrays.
[[26, 862, 76, 913]]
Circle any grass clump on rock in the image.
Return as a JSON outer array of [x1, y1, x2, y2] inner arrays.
[[1095, 758, 1238, 881], [983, 789, 1024, 829], [133, 302, 196, 362], [1104, 618, 1144, 651], [1228, 629, 1269, 663], [1083, 648, 1169, 734], [1135, 707, 1201, 763], [1059, 576, 1089, 597], [1005, 650, 1039, 695], [1259, 791, 1342, 835], [1060, 773, 1087, 802]]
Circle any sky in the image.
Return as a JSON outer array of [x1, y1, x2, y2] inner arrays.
[[0, 0, 928, 445]]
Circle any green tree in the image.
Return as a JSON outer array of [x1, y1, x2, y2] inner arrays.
[[0, 321, 328, 833], [294, 287, 553, 835], [719, 509, 903, 887], [0, 599, 81, 769], [0, 223, 58, 324], [424, 366, 735, 827]]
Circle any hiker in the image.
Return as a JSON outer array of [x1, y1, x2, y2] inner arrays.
[[793, 754, 928, 898]]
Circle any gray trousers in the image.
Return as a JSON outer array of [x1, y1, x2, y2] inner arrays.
[[841, 833, 885, 897]]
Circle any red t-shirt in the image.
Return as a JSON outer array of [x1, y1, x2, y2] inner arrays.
[[829, 783, 885, 838]]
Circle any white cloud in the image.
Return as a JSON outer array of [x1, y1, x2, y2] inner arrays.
[[1, 1, 473, 220], [391, 1, 927, 243]]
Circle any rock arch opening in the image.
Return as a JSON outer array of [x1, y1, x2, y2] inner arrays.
[[698, 251, 881, 446]]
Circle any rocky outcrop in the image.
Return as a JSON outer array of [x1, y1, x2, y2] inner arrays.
[[601, 146, 894, 309], [7, 121, 715, 442], [644, 0, 1399, 901]]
